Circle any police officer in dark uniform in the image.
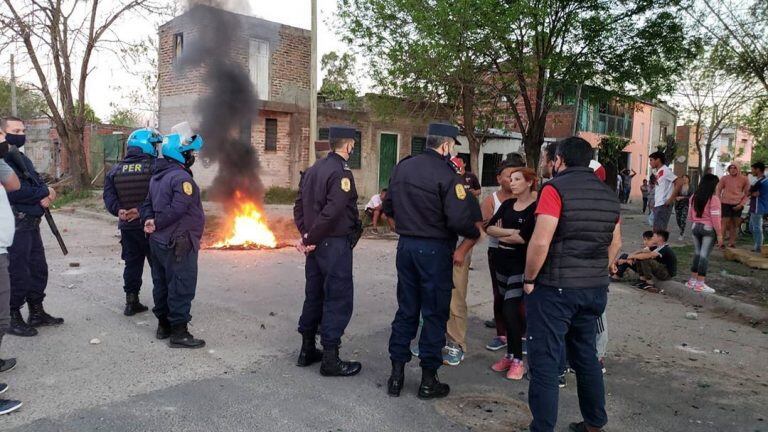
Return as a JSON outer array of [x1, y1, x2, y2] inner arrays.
[[384, 123, 481, 399], [2, 116, 63, 337], [142, 130, 205, 349], [103, 129, 162, 316], [293, 126, 362, 377]]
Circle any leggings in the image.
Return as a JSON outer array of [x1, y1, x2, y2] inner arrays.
[[691, 223, 716, 276], [675, 200, 689, 235], [487, 248, 506, 337], [502, 295, 525, 359]]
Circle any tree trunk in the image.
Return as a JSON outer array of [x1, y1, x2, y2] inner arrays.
[[55, 122, 90, 190], [523, 115, 546, 168]]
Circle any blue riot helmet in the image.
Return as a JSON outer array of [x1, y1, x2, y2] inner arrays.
[[162, 132, 204, 168], [126, 128, 162, 157]]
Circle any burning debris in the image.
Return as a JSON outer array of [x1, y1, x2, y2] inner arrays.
[[178, 1, 282, 249]]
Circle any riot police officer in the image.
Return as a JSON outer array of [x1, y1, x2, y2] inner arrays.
[[142, 130, 205, 349], [384, 123, 481, 399], [103, 129, 161, 316], [293, 126, 362, 377]]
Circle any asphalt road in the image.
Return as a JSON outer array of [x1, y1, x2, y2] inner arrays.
[[1, 211, 766, 431]]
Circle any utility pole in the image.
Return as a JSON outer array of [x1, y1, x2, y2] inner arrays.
[[10, 54, 18, 116], [309, 0, 318, 166]]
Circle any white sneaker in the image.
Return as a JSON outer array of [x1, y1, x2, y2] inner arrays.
[[685, 278, 697, 289], [694, 282, 716, 293]]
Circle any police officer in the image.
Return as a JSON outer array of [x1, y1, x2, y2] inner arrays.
[[384, 123, 481, 399], [142, 131, 205, 349], [293, 126, 361, 377], [103, 129, 161, 316], [1, 116, 62, 337]]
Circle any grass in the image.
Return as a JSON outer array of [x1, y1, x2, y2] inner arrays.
[[265, 186, 297, 205], [52, 189, 94, 208]]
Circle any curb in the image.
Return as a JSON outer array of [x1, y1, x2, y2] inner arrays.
[[656, 279, 768, 324]]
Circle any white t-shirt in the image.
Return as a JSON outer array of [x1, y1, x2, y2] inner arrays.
[[654, 165, 677, 207], [365, 194, 382, 210], [0, 161, 17, 254]]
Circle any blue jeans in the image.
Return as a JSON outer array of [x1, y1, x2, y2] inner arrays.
[[527, 284, 608, 432], [389, 236, 453, 370], [750, 213, 765, 251], [691, 223, 717, 276]]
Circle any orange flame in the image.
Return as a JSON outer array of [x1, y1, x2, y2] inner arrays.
[[214, 194, 277, 249]]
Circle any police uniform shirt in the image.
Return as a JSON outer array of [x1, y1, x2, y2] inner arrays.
[[294, 152, 359, 245], [383, 149, 480, 241]]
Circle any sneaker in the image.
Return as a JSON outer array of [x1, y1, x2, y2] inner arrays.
[[0, 399, 22, 415], [0, 359, 16, 374], [558, 374, 567, 388], [685, 278, 697, 289], [506, 359, 525, 380], [599, 357, 606, 374], [443, 343, 465, 366], [694, 282, 716, 293], [485, 336, 507, 351], [0, 383, 6, 395], [491, 355, 514, 372], [484, 319, 496, 329], [410, 345, 419, 357]]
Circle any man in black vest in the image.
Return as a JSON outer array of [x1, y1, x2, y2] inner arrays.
[[103, 129, 161, 316], [523, 137, 622, 432]]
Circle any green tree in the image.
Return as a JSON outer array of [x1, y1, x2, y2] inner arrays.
[[319, 51, 359, 102], [108, 108, 142, 127], [599, 135, 629, 192], [74, 102, 101, 124], [0, 78, 48, 118], [338, 0, 507, 174], [339, 0, 699, 169]]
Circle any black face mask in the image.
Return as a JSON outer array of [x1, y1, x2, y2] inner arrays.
[[183, 152, 196, 169], [0, 140, 8, 158], [5, 133, 25, 148]]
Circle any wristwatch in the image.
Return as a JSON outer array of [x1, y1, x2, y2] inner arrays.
[[523, 279, 536, 285]]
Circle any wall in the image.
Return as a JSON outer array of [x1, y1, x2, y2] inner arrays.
[[626, 102, 653, 199]]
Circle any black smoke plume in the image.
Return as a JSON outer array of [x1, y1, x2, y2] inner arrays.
[[177, 3, 264, 208]]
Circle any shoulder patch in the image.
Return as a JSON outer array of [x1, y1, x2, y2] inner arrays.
[[455, 183, 466, 200], [182, 181, 194, 196], [341, 177, 351, 192]]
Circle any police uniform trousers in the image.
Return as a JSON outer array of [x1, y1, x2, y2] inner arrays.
[[8, 217, 48, 311], [388, 236, 453, 371], [120, 228, 152, 295], [526, 284, 608, 432], [297, 236, 354, 349], [149, 240, 198, 326]]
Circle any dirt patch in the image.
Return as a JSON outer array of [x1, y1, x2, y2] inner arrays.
[[671, 245, 768, 308], [434, 393, 531, 431]]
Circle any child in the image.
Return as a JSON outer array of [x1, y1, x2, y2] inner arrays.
[[611, 231, 655, 280], [627, 230, 677, 293]]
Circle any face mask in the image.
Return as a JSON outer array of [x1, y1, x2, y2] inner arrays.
[[183, 152, 196, 169], [0, 140, 8, 158], [6, 133, 25, 148]]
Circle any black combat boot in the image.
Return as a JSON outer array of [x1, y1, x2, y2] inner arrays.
[[296, 333, 323, 367], [156, 317, 171, 340], [387, 360, 406, 397], [319, 346, 361, 377], [418, 368, 450, 399], [124, 293, 149, 316], [7, 310, 37, 337], [27, 302, 64, 327], [169, 323, 206, 349]]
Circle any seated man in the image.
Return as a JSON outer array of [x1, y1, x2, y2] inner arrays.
[[612, 230, 655, 280], [364, 188, 394, 233], [624, 230, 677, 293]]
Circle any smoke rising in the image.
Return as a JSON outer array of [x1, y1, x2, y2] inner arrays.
[[177, 1, 265, 207]]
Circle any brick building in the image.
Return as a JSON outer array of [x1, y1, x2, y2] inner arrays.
[[678, 124, 755, 182]]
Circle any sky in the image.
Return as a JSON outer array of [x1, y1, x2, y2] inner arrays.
[[5, 0, 363, 121]]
